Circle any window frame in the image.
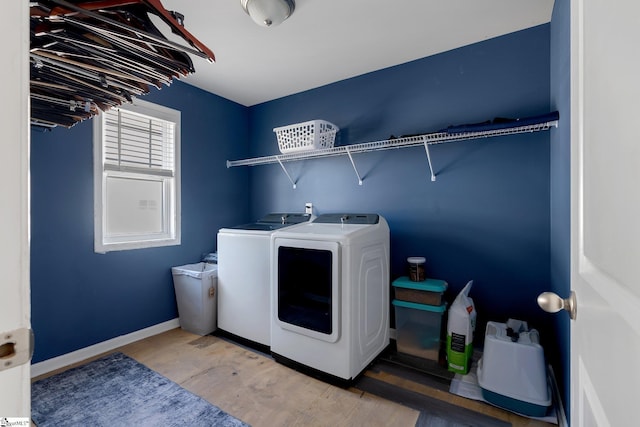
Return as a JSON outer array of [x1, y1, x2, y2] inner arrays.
[[93, 98, 181, 253]]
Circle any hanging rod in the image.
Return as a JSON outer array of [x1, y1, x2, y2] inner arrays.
[[227, 115, 559, 171]]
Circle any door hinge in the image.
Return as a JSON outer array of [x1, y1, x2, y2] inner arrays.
[[0, 328, 34, 372]]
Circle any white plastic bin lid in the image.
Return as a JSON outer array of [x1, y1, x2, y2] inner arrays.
[[171, 262, 218, 279]]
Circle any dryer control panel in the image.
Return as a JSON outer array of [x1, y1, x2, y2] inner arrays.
[[313, 213, 379, 225]]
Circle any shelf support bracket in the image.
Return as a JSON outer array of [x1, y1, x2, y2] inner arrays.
[[422, 137, 437, 182], [276, 157, 297, 189], [345, 147, 363, 185]]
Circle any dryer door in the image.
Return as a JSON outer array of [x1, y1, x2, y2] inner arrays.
[[274, 238, 341, 343]]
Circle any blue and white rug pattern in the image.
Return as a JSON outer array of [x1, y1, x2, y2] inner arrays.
[[32, 352, 250, 427]]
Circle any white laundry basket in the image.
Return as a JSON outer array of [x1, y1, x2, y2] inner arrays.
[[273, 120, 338, 153], [171, 262, 218, 335]]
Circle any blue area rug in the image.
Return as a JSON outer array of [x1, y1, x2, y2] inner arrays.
[[32, 352, 250, 427]]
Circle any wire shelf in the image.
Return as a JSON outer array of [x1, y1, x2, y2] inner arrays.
[[226, 115, 559, 187]]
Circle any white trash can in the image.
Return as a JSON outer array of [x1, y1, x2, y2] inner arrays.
[[171, 262, 218, 335]]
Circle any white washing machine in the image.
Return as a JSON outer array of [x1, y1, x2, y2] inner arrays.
[[270, 213, 390, 383], [217, 213, 312, 347]]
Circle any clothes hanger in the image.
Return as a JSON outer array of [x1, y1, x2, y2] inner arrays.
[[30, 0, 216, 128], [45, 0, 214, 62]]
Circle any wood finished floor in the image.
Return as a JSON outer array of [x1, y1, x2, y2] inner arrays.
[[34, 328, 556, 427]]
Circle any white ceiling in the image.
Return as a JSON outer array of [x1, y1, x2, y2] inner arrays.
[[158, 0, 555, 107]]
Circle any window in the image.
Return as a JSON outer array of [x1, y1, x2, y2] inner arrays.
[[94, 98, 180, 253]]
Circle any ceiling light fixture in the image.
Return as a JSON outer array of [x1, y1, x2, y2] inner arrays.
[[241, 0, 295, 27]]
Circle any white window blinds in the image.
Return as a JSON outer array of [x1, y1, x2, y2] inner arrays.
[[103, 108, 175, 177]]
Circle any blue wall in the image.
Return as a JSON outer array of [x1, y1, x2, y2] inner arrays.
[[550, 0, 571, 418], [30, 81, 249, 363], [30, 20, 569, 413], [247, 25, 553, 346]]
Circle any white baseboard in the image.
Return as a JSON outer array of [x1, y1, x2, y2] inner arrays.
[[30, 318, 180, 378]]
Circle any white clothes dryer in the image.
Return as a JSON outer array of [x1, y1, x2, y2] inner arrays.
[[270, 213, 390, 383], [217, 213, 312, 347]]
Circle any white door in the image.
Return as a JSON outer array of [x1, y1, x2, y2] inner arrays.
[[0, 1, 31, 418], [570, 0, 640, 425]]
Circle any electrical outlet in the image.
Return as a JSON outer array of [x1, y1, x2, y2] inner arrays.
[[305, 202, 313, 214]]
